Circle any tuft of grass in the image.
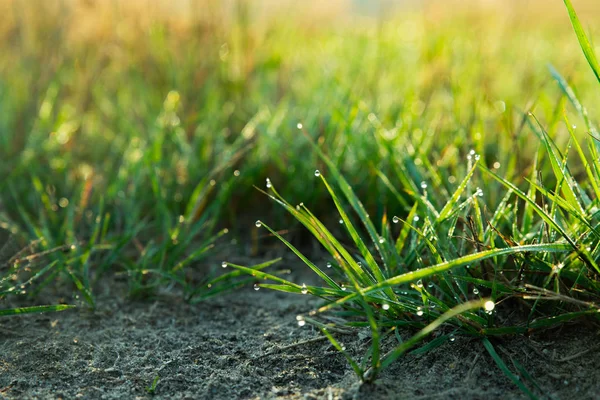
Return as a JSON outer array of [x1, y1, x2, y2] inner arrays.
[[231, 3, 600, 382], [233, 138, 600, 387]]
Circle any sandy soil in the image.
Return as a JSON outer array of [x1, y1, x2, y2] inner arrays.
[[1, 259, 600, 400]]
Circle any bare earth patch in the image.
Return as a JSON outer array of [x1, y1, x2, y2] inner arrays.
[[1, 268, 599, 399]]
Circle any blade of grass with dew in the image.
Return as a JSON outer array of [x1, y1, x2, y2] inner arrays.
[[317, 173, 397, 300], [363, 299, 493, 381], [188, 258, 282, 302], [255, 221, 341, 289], [304, 132, 394, 270], [258, 185, 373, 287], [527, 114, 583, 215], [315, 243, 571, 315]]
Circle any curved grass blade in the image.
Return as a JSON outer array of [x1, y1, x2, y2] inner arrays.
[[363, 299, 492, 381], [483, 338, 537, 399], [0, 304, 75, 317], [316, 243, 571, 314], [563, 0, 600, 84]]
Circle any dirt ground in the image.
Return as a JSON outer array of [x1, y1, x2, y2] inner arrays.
[[1, 256, 600, 400]]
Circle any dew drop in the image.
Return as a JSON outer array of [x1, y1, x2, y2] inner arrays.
[[254, 283, 260, 291], [473, 288, 480, 295], [420, 182, 428, 190], [221, 262, 227, 268], [314, 170, 321, 177], [301, 283, 308, 295], [339, 219, 344, 224], [341, 285, 347, 291], [297, 123, 303, 130], [484, 301, 495, 312], [234, 170, 240, 177], [378, 237, 385, 244], [326, 262, 332, 268], [416, 279, 423, 288], [382, 303, 390, 310], [392, 216, 400, 224], [449, 335, 456, 342], [70, 244, 77, 251], [266, 178, 272, 189], [572, 125, 577, 129], [255, 220, 262, 228], [427, 282, 434, 288], [413, 216, 420, 222], [493, 162, 501, 169], [416, 307, 424, 317]]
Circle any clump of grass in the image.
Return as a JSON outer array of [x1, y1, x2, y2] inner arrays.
[[233, 140, 599, 388], [229, 3, 600, 392]]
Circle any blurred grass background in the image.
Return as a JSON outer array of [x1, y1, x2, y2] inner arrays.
[[2, 0, 600, 298]]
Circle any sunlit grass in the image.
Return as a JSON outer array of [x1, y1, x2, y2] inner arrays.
[[2, 0, 600, 396]]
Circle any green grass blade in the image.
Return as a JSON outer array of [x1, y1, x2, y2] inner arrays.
[[316, 243, 571, 314], [563, 0, 600, 84], [482, 338, 537, 399], [0, 304, 75, 317]]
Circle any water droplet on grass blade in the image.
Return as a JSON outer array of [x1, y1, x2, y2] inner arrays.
[[416, 307, 424, 316], [255, 220, 262, 228], [484, 301, 495, 312], [378, 237, 385, 244], [392, 216, 400, 223], [382, 303, 390, 310], [254, 283, 260, 291], [326, 262, 332, 268], [314, 170, 320, 177], [266, 178, 272, 188], [234, 169, 240, 176], [339, 219, 344, 224], [420, 182, 427, 189], [473, 288, 479, 295], [413, 216, 420, 222], [297, 123, 303, 130], [416, 279, 423, 288], [301, 284, 308, 294], [221, 262, 227, 268]]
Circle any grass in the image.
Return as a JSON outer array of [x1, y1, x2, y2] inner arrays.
[[2, 0, 600, 397]]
